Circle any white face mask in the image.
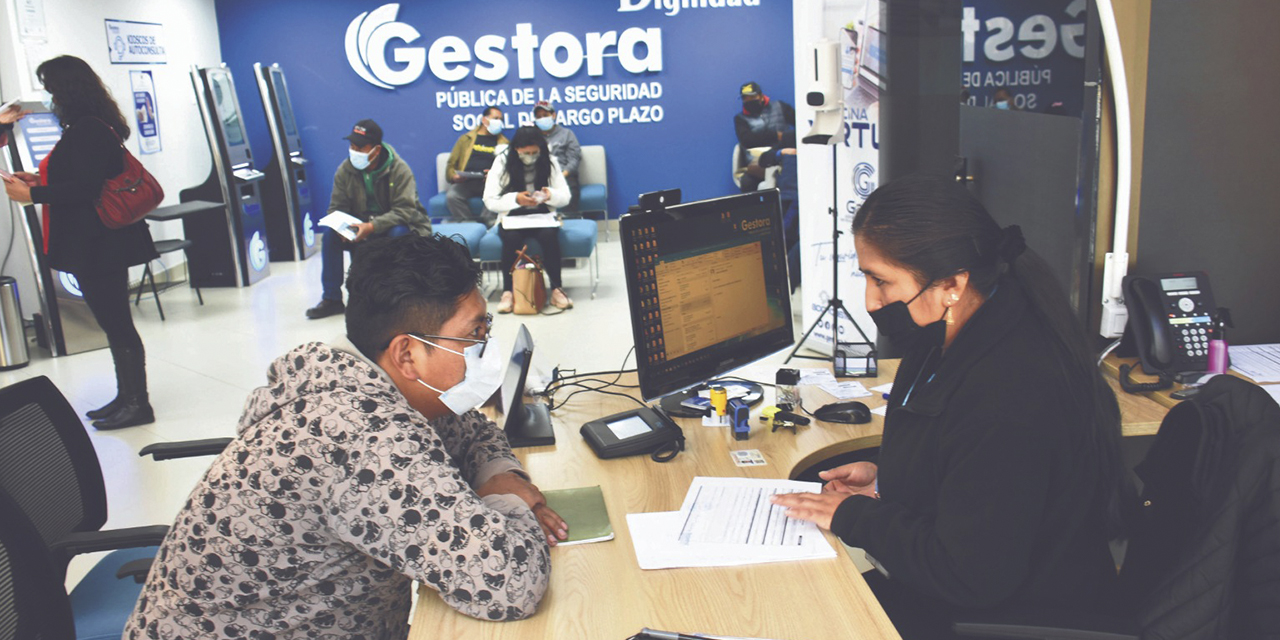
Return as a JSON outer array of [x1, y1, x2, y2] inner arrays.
[[413, 334, 504, 415], [39, 91, 54, 111], [534, 116, 554, 131], [519, 152, 539, 166], [485, 119, 504, 135], [349, 147, 373, 170]]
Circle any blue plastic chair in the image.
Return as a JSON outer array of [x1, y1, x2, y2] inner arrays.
[[477, 219, 599, 298]]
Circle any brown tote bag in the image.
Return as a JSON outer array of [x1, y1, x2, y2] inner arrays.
[[511, 245, 547, 314]]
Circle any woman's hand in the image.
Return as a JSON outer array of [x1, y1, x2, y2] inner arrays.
[[818, 461, 878, 498], [3, 176, 32, 203], [770, 492, 850, 530], [0, 103, 29, 125], [515, 191, 539, 207], [11, 172, 39, 187]]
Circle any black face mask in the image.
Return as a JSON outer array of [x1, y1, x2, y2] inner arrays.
[[869, 285, 946, 352], [743, 100, 765, 116]]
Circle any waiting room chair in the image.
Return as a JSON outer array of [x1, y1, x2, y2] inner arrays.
[[0, 485, 157, 640], [577, 145, 610, 240], [953, 375, 1280, 639], [476, 221, 599, 298], [0, 376, 169, 639], [134, 239, 203, 321]]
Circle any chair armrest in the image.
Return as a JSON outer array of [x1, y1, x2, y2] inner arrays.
[[139, 437, 232, 460], [52, 525, 170, 558], [952, 609, 1138, 640], [116, 557, 154, 583]]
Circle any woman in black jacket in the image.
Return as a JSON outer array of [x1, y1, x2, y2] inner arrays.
[[773, 176, 1128, 638], [2, 56, 158, 429]]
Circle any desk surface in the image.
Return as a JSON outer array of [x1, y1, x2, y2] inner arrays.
[[147, 199, 223, 221], [408, 360, 1169, 640]]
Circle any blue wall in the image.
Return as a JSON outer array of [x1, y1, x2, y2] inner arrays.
[[214, 0, 794, 221]]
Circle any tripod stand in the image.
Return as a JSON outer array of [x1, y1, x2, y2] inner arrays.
[[785, 144, 876, 375]]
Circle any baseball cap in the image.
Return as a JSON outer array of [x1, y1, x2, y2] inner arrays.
[[344, 119, 383, 147], [740, 82, 762, 98], [533, 99, 557, 113]]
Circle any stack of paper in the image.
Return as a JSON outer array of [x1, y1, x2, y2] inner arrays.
[[627, 477, 837, 570], [1230, 344, 1280, 383]]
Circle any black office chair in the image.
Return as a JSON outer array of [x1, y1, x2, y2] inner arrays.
[[0, 485, 158, 640], [953, 375, 1280, 639]]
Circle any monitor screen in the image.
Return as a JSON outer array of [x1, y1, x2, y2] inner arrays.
[[621, 191, 794, 400], [208, 69, 247, 148], [269, 68, 299, 138], [501, 324, 534, 425]]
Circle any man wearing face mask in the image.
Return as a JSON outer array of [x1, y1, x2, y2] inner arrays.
[[125, 234, 565, 640], [444, 106, 508, 225], [531, 100, 581, 213], [307, 119, 433, 319], [734, 81, 795, 193]]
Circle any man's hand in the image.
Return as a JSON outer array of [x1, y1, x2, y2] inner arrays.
[[350, 221, 375, 242], [818, 461, 878, 497], [11, 171, 38, 186], [780, 148, 798, 156], [769, 492, 850, 530], [515, 191, 539, 208], [449, 173, 464, 184], [745, 162, 766, 179], [477, 471, 569, 546]]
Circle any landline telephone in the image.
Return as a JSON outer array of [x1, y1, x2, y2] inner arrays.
[[1120, 271, 1217, 390]]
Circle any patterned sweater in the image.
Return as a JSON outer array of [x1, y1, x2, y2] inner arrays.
[[123, 340, 551, 639]]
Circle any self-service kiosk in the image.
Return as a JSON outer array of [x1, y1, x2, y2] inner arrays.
[[180, 65, 270, 287], [254, 63, 318, 262], [2, 105, 108, 356]]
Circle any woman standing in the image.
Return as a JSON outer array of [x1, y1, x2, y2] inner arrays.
[[482, 126, 573, 313], [773, 176, 1128, 637], [2, 56, 158, 429]]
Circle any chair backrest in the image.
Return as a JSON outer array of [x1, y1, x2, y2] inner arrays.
[[0, 487, 76, 640], [578, 145, 607, 189], [435, 152, 451, 194], [0, 377, 107, 573]]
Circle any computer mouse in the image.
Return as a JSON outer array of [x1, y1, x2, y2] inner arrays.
[[814, 401, 871, 424]]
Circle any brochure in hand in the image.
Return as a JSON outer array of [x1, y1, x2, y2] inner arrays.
[[318, 210, 363, 241]]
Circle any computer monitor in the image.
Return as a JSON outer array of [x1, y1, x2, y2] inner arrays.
[[620, 190, 794, 402], [501, 324, 555, 447]]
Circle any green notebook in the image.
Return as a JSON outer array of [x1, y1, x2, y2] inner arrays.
[[543, 485, 614, 545]]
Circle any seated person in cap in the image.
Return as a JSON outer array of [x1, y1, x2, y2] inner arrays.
[[307, 119, 433, 319], [445, 105, 508, 225], [734, 81, 795, 193], [125, 234, 566, 640], [532, 99, 582, 213]]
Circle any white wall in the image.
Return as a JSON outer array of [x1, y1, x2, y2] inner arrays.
[[0, 0, 222, 319]]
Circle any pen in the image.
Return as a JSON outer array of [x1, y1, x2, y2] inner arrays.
[[639, 628, 705, 640]]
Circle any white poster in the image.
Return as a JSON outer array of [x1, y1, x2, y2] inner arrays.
[[129, 70, 161, 154], [793, 0, 882, 356], [104, 19, 167, 65]]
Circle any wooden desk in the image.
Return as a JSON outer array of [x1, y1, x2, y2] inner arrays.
[[1100, 354, 1263, 414], [408, 361, 1170, 639]]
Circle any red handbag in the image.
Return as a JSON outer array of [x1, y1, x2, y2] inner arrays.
[[92, 118, 164, 229]]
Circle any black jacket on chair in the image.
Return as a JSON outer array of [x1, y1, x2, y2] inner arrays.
[[29, 117, 157, 274], [830, 276, 1119, 622], [1120, 375, 1280, 639]]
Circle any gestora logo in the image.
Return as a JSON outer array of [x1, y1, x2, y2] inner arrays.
[[619, 0, 761, 18], [347, 3, 663, 90]]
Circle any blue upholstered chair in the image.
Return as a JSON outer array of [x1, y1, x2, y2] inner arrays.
[[476, 220, 599, 298]]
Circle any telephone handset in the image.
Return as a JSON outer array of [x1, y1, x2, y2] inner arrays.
[[1122, 272, 1217, 378]]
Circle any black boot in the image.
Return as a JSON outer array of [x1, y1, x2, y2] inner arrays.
[[92, 347, 154, 430], [86, 346, 129, 419]]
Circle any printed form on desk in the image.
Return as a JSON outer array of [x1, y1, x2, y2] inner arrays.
[[626, 477, 836, 570], [1230, 344, 1280, 383]]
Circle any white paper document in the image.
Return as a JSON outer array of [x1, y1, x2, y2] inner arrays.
[[317, 210, 362, 241], [796, 368, 836, 386], [871, 405, 888, 417], [818, 380, 871, 400], [871, 382, 893, 394], [1260, 384, 1280, 407], [627, 477, 836, 570], [500, 212, 561, 229], [1229, 344, 1280, 383]]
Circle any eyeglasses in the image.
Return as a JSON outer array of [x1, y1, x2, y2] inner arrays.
[[403, 313, 493, 357]]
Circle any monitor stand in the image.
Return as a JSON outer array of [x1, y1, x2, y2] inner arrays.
[[658, 380, 764, 418], [506, 400, 556, 448]]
